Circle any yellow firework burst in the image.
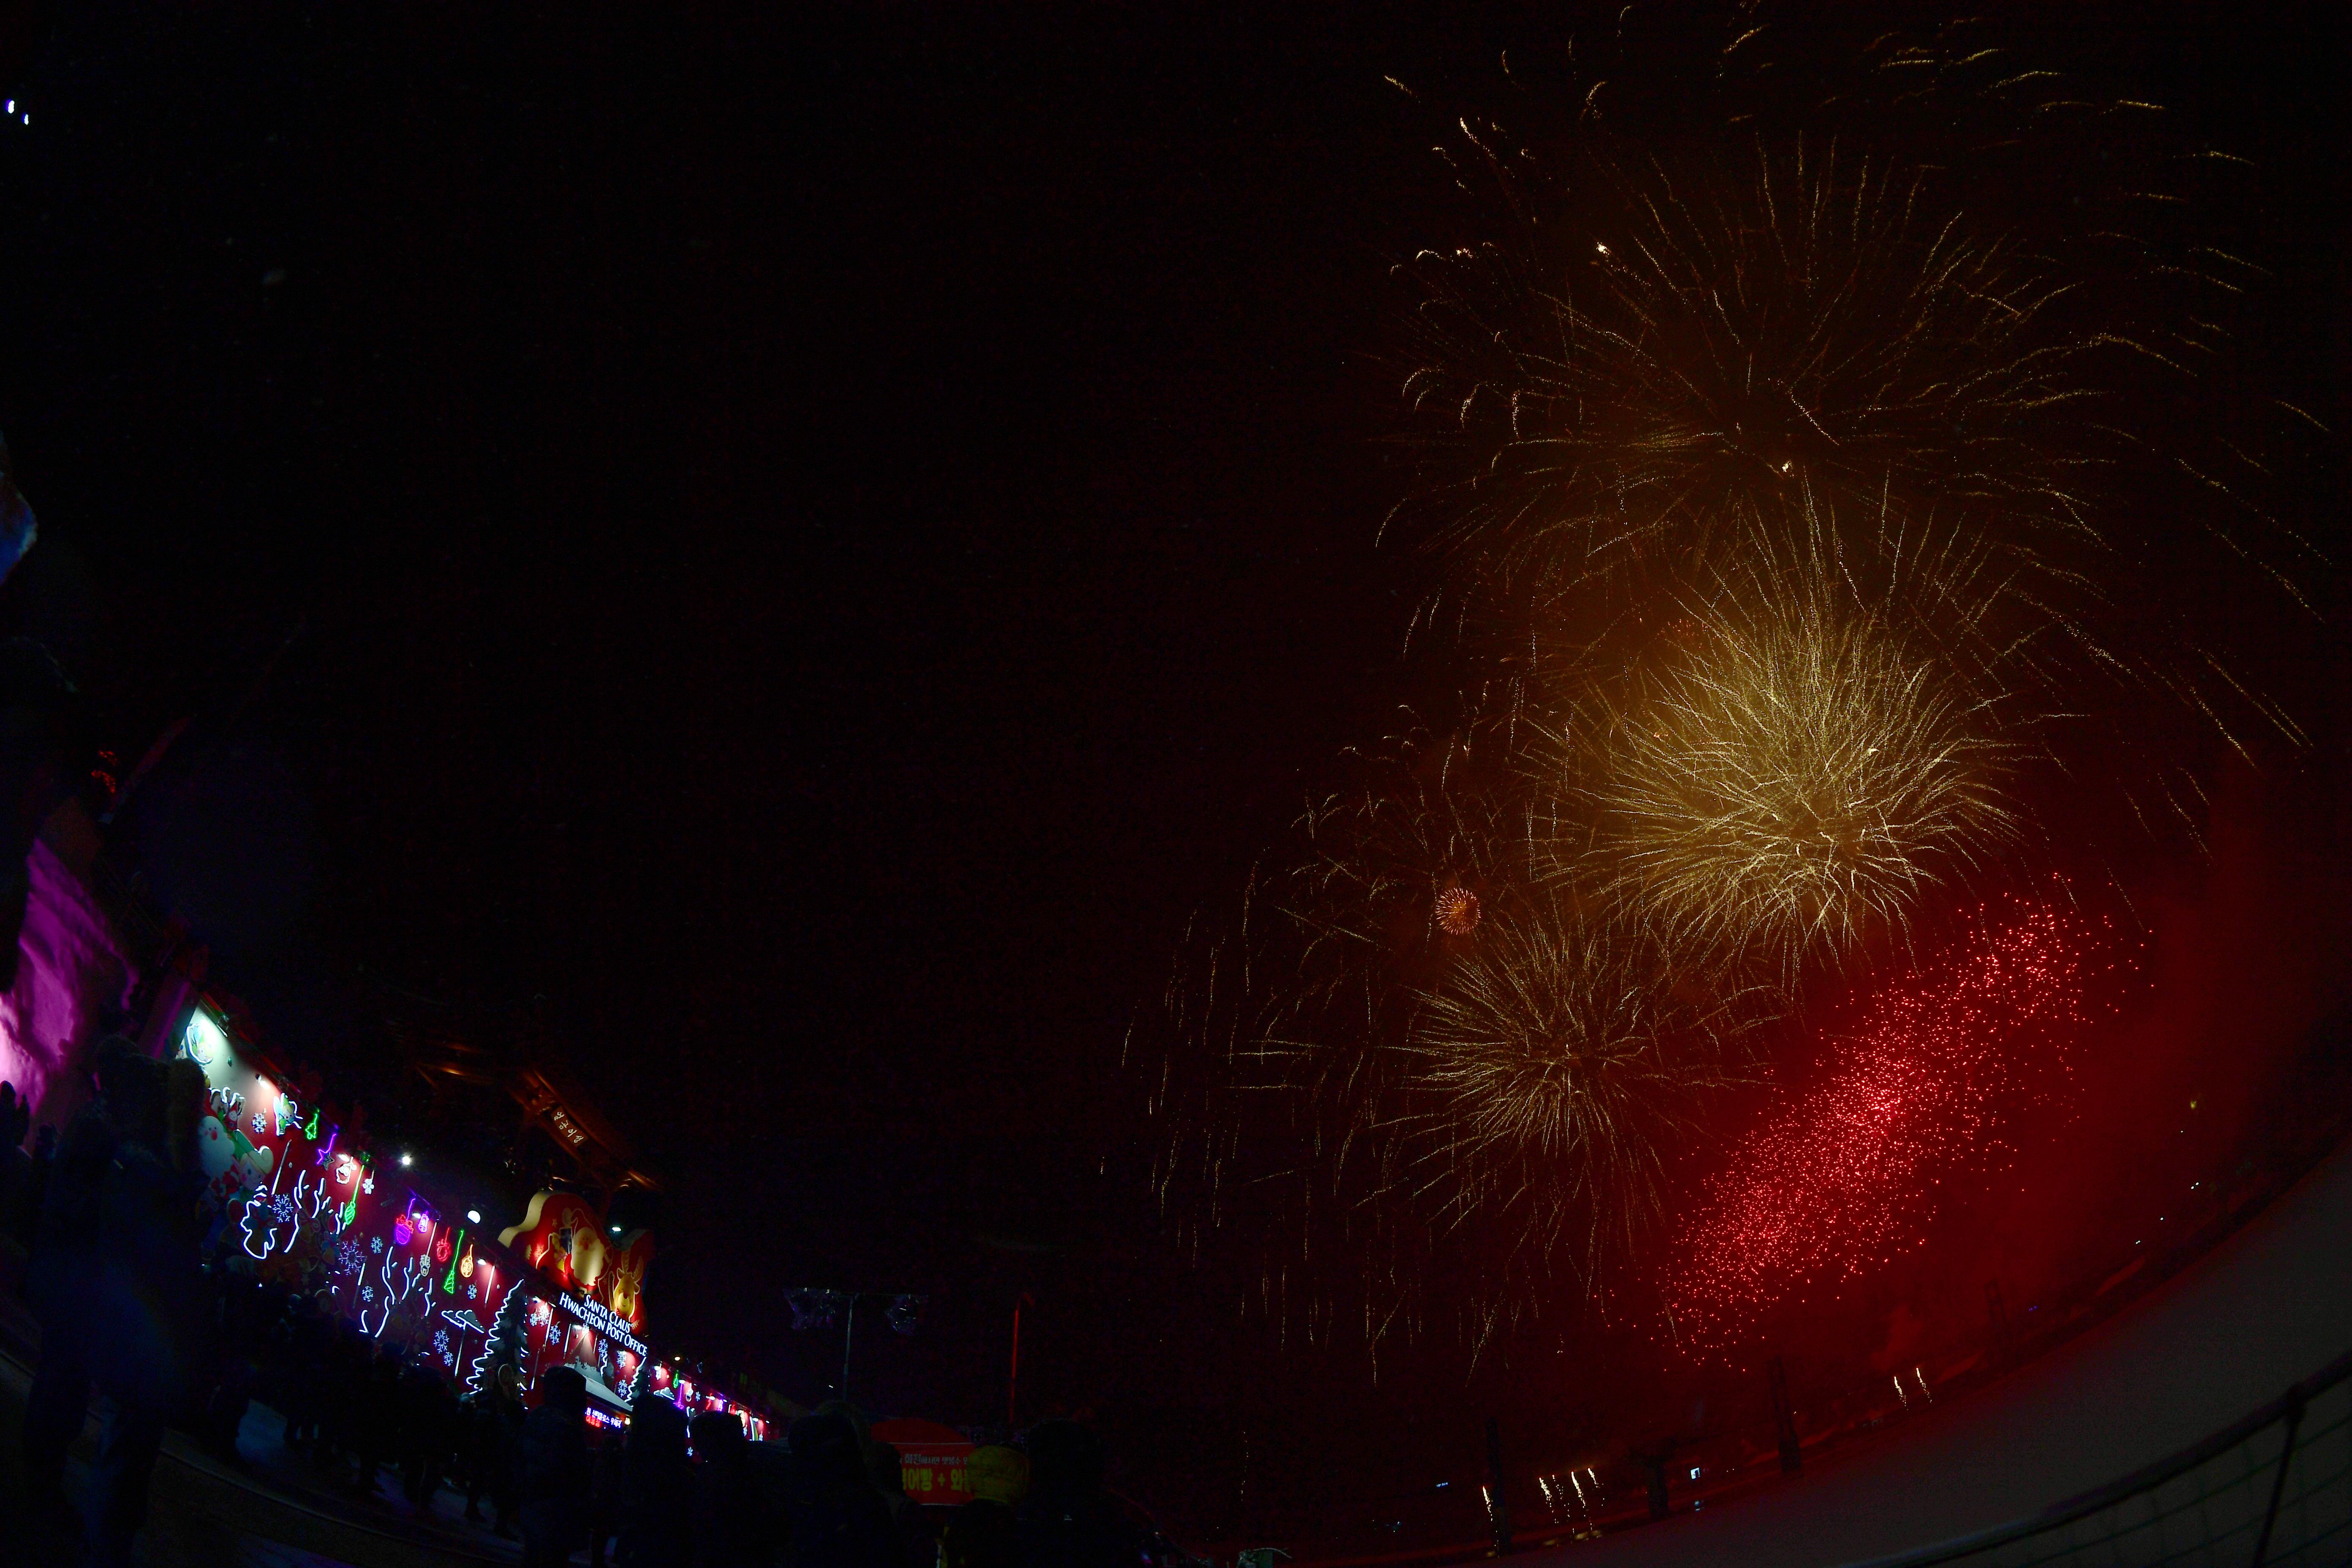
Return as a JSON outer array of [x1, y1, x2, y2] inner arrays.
[[1580, 594, 2014, 966]]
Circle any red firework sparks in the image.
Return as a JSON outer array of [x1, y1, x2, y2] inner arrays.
[[1435, 885, 1482, 936], [1662, 896, 2115, 1358]]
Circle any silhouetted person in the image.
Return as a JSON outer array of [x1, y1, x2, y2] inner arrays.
[[463, 1373, 516, 1526], [81, 1048, 207, 1567], [1016, 1421, 1140, 1568], [0, 1077, 28, 1207], [484, 1362, 531, 1534], [201, 1274, 270, 1462], [868, 1439, 933, 1568], [319, 1324, 372, 1476], [614, 1391, 693, 1568], [784, 1406, 895, 1568], [696, 1409, 768, 1566], [942, 1500, 1019, 1568], [20, 1039, 144, 1514], [587, 1416, 626, 1568], [0, 1081, 34, 1258], [13, 1118, 57, 1247], [283, 1296, 330, 1450], [400, 1362, 457, 1506], [521, 1367, 594, 1568], [349, 1348, 403, 1499], [1633, 1438, 1678, 1522]]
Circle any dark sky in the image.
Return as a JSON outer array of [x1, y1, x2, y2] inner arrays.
[[0, 0, 2342, 1533]]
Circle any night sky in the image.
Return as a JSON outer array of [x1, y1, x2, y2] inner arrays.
[[0, 0, 2343, 1534]]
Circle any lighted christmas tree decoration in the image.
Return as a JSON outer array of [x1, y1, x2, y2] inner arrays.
[[468, 1280, 531, 1397]]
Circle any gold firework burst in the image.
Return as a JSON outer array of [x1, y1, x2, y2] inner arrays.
[[1579, 591, 2014, 967]]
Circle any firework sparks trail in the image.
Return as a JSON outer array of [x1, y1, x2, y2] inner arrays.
[[1395, 138, 2113, 623], [1393, 119, 2314, 838], [1662, 896, 2116, 1358]]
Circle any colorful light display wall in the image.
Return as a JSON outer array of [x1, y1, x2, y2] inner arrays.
[[174, 997, 776, 1439], [177, 1003, 518, 1383], [643, 1361, 769, 1443]]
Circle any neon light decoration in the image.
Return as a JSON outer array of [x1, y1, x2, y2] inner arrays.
[[238, 1156, 302, 1261]]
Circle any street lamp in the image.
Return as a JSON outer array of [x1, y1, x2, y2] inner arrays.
[[786, 1289, 926, 1405]]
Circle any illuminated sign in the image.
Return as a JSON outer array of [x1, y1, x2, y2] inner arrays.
[[874, 1419, 976, 1505], [498, 1190, 652, 1332], [560, 1289, 647, 1359]]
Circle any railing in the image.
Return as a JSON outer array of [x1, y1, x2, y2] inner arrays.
[[1851, 1350, 2352, 1568]]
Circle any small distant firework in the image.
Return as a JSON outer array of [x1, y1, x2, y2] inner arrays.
[[1435, 885, 1482, 936], [1662, 897, 2107, 1358], [1579, 588, 2015, 969]]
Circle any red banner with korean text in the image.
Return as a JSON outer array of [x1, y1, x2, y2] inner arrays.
[[872, 1418, 975, 1506]]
